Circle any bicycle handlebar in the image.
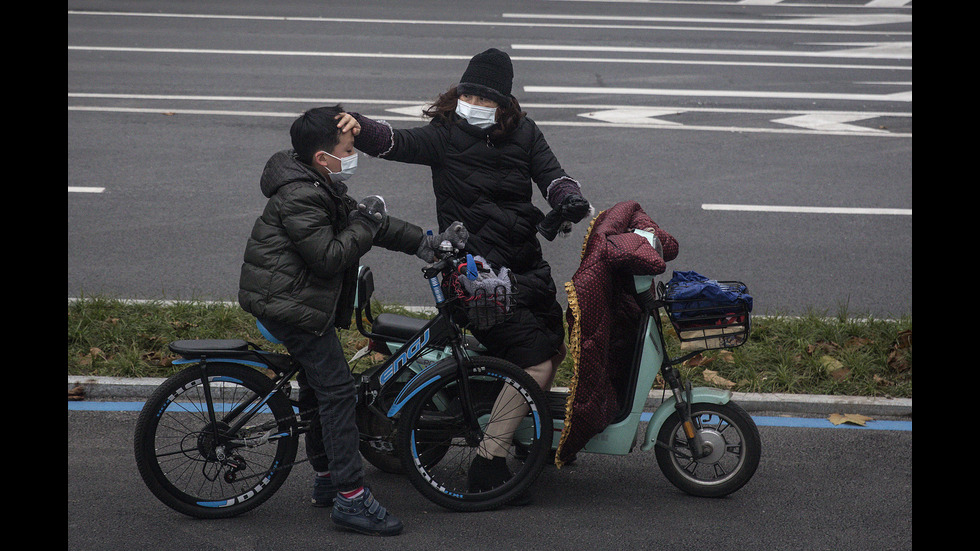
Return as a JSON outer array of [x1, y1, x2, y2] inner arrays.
[[421, 241, 462, 279]]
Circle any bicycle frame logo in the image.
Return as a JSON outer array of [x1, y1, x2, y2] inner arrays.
[[378, 329, 430, 385]]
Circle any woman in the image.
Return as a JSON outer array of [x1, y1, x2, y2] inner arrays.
[[338, 48, 592, 490]]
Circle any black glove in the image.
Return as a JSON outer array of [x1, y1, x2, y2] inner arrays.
[[349, 195, 387, 234], [559, 195, 591, 223], [538, 195, 593, 241], [417, 221, 469, 262]]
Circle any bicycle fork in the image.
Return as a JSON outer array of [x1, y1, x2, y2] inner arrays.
[[449, 339, 485, 446]]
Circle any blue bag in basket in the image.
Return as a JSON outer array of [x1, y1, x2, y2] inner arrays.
[[665, 270, 753, 319]]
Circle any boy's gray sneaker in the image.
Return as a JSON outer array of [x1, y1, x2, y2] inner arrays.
[[331, 488, 403, 536], [311, 475, 337, 507]]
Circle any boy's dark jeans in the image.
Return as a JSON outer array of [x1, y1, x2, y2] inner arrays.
[[259, 318, 364, 492]]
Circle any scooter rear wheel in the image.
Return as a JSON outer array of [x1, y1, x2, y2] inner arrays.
[[654, 401, 760, 498]]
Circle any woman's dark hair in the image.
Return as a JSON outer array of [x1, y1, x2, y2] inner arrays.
[[423, 86, 525, 139], [290, 104, 344, 165]]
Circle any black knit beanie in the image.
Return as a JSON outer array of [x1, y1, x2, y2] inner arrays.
[[457, 48, 513, 107]]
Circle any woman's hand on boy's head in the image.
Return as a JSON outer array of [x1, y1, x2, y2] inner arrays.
[[335, 113, 361, 136]]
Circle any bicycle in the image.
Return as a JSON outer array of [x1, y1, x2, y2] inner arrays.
[[133, 240, 552, 517]]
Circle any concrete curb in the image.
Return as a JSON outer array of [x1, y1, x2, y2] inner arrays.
[[67, 376, 912, 419]]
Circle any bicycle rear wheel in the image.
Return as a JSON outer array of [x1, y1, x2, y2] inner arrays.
[[396, 356, 552, 511], [133, 363, 298, 519]]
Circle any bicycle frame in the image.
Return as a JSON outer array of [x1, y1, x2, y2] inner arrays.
[[357, 307, 468, 417], [353, 259, 488, 437]]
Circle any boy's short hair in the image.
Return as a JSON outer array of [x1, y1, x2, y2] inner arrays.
[[290, 104, 345, 165]]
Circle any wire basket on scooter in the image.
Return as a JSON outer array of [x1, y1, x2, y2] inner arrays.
[[659, 279, 751, 351]]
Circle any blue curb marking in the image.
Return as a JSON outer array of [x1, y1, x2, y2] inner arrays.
[[751, 415, 911, 431], [69, 401, 145, 411], [70, 402, 912, 431], [637, 411, 910, 431]]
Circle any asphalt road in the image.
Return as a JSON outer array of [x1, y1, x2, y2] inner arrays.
[[68, 408, 912, 551], [67, 0, 912, 318]]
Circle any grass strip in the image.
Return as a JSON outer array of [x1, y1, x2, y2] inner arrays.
[[67, 297, 911, 398]]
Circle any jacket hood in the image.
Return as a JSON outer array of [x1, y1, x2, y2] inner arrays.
[[259, 149, 347, 199]]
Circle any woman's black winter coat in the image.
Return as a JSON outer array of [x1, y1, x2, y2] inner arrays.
[[372, 115, 572, 308]]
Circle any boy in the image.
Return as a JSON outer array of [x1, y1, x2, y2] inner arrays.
[[238, 105, 466, 536]]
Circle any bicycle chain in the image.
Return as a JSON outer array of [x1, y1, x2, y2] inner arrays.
[[213, 403, 395, 486]]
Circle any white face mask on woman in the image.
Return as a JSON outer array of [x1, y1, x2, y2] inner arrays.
[[455, 99, 497, 128]]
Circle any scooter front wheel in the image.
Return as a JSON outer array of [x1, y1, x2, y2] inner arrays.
[[654, 401, 760, 498]]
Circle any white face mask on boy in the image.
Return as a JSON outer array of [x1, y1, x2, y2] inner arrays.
[[455, 99, 497, 128], [325, 151, 358, 182]]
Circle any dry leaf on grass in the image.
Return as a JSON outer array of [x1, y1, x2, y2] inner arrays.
[[845, 336, 873, 349], [895, 329, 912, 348], [819, 355, 849, 380], [807, 341, 839, 356], [887, 329, 912, 372], [703, 369, 736, 390], [683, 353, 713, 368], [140, 351, 173, 367], [78, 347, 106, 367]]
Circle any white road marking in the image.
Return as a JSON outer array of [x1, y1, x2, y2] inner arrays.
[[503, 12, 912, 28], [510, 42, 911, 60], [67, 94, 912, 137], [545, 0, 912, 7], [524, 85, 911, 102], [67, 10, 912, 36], [579, 108, 687, 125], [68, 44, 911, 72], [771, 113, 890, 133], [702, 204, 911, 215]]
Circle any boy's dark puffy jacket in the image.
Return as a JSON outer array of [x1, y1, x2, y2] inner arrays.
[[239, 150, 423, 335]]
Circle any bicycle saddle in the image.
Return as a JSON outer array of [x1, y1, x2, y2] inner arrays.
[[169, 339, 250, 357]]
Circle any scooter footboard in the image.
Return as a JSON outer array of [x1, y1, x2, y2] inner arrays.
[[639, 387, 732, 452]]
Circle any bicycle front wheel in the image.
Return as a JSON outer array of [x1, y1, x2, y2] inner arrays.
[[133, 363, 298, 519], [396, 356, 553, 511]]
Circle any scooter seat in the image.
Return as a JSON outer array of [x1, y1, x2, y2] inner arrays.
[[369, 313, 486, 352]]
